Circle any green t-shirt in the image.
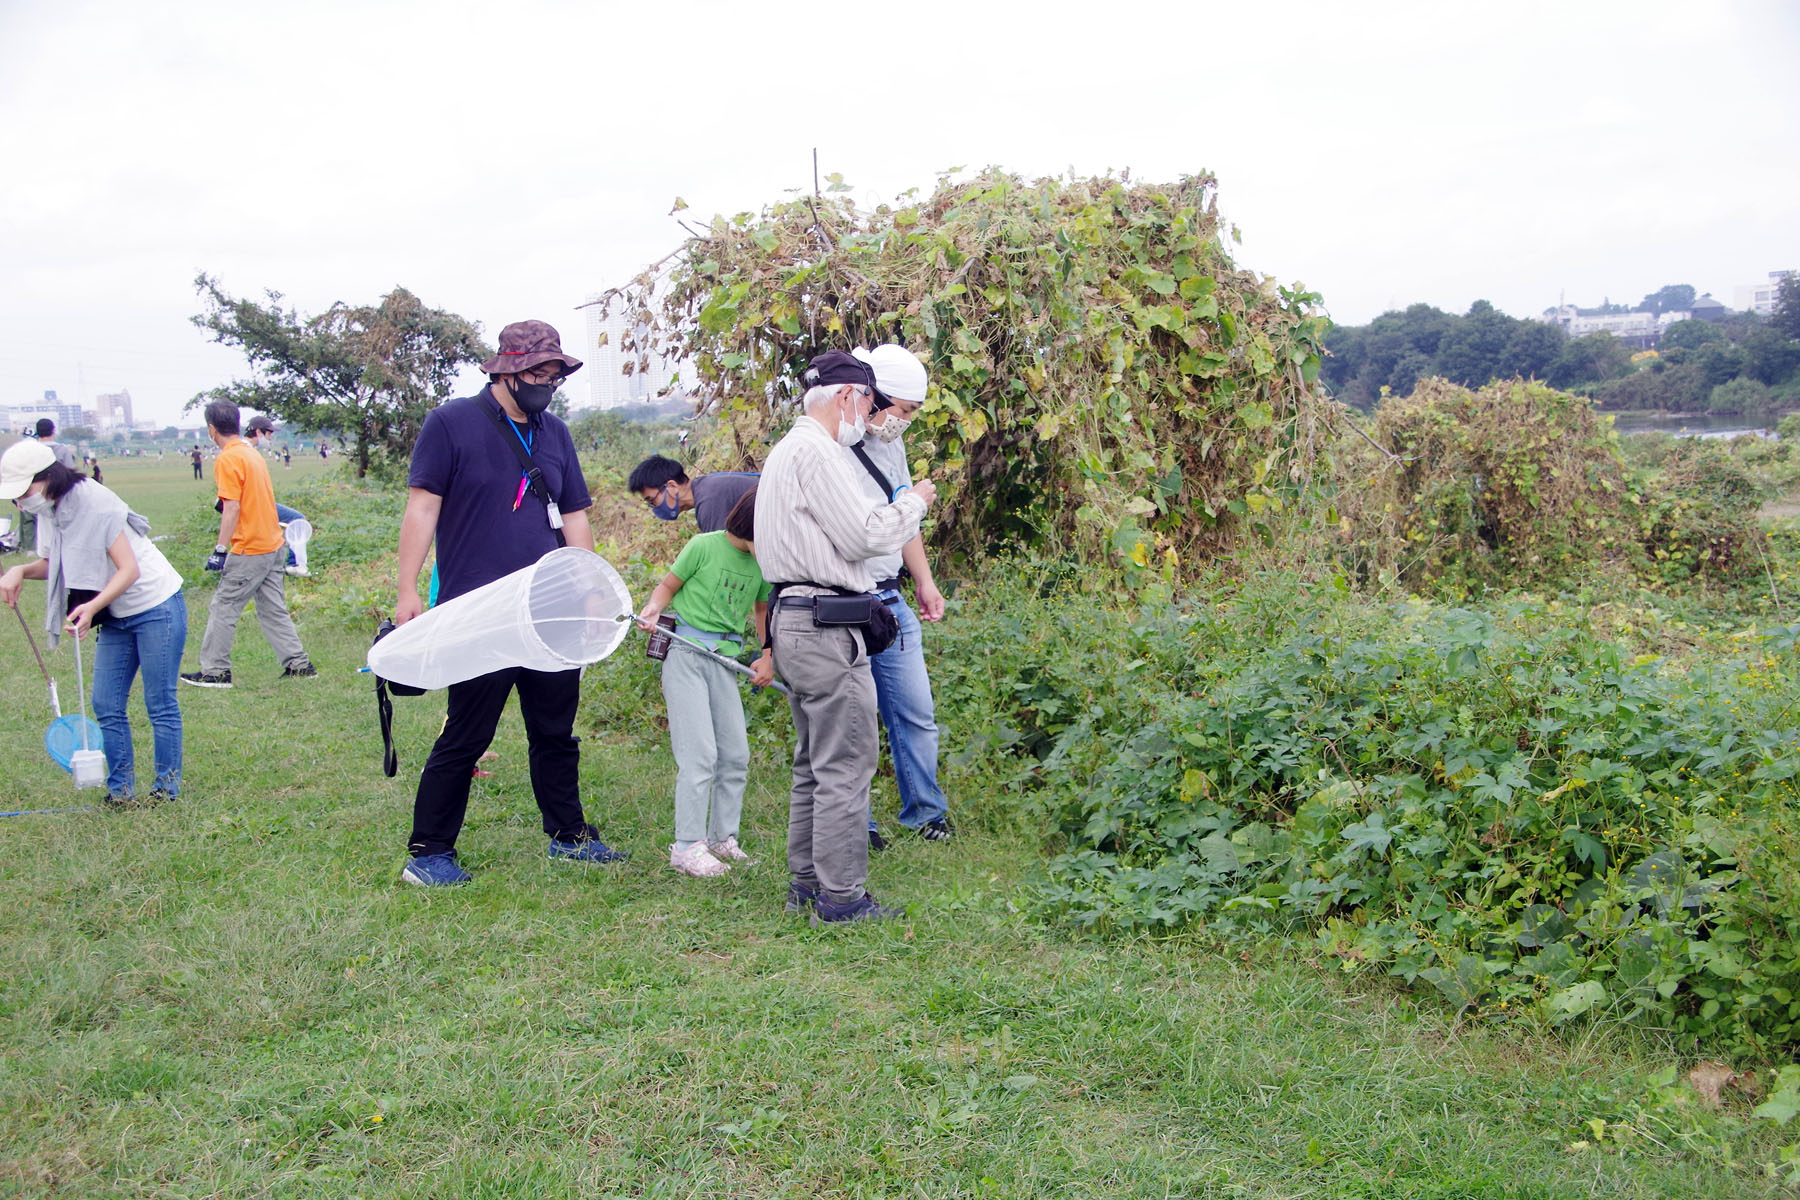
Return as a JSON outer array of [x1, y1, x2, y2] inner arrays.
[[669, 531, 771, 652]]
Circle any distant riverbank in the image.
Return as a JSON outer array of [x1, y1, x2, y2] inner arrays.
[[1606, 409, 1791, 438]]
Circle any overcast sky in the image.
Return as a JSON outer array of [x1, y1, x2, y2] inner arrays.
[[1, 0, 1795, 427]]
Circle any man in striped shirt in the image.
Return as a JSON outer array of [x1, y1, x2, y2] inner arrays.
[[755, 351, 937, 924]]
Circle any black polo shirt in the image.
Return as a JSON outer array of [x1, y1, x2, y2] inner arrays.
[[408, 391, 591, 603]]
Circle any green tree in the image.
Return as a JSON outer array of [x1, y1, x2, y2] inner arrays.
[[190, 275, 490, 478], [1740, 324, 1800, 385], [1636, 283, 1696, 314], [1659, 319, 1726, 352], [1774, 274, 1800, 341], [1432, 299, 1516, 386], [1546, 332, 1632, 389], [63, 425, 97, 442], [1693, 341, 1746, 387], [1498, 320, 1565, 379]]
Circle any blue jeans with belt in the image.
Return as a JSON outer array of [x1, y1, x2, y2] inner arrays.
[[91, 590, 187, 799], [867, 590, 949, 830]]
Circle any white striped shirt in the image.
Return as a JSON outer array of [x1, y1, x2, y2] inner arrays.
[[753, 415, 927, 595]]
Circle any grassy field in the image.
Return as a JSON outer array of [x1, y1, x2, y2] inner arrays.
[[1, 453, 1794, 1197]]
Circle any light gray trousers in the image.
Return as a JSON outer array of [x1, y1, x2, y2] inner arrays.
[[771, 605, 877, 904], [199, 549, 307, 672], [660, 641, 750, 848]]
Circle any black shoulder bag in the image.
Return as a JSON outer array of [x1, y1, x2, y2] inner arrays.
[[371, 617, 425, 778]]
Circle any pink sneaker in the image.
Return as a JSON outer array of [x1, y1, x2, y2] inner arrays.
[[670, 843, 729, 877], [708, 836, 754, 864]]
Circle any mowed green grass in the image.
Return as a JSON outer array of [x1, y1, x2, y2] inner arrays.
[[0, 455, 1789, 1198]]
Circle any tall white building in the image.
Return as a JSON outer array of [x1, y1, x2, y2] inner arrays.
[[580, 294, 686, 411], [96, 389, 133, 430], [1734, 270, 1795, 317]]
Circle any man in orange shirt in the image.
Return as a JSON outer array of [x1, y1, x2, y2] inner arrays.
[[180, 400, 315, 687]]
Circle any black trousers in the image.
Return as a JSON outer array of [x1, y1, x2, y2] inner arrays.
[[408, 666, 594, 857]]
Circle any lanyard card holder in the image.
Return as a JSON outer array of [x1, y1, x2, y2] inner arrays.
[[488, 405, 565, 543]]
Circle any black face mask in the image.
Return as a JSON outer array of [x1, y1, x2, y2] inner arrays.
[[510, 378, 556, 415]]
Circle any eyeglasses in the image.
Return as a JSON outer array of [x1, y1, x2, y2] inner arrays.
[[522, 365, 567, 386]]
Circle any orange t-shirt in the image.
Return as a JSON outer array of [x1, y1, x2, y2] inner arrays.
[[214, 439, 284, 556]]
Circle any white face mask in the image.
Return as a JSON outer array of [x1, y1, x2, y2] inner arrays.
[[872, 414, 911, 444], [15, 491, 51, 514], [835, 397, 867, 448]]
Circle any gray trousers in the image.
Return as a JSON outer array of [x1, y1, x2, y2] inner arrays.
[[771, 605, 877, 904], [199, 549, 308, 672], [661, 641, 750, 848]]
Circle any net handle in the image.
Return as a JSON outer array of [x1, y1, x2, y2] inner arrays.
[[72, 622, 91, 752]]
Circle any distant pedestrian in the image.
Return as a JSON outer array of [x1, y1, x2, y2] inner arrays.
[[0, 440, 187, 807], [35, 418, 79, 470], [191, 446, 203, 480], [179, 400, 315, 688]]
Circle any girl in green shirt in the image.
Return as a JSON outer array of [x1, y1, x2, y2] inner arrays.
[[635, 490, 772, 876]]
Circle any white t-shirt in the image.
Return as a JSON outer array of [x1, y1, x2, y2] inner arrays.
[[110, 525, 182, 618]]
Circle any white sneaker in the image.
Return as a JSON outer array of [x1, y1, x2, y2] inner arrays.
[[669, 843, 729, 877], [708, 836, 754, 864]]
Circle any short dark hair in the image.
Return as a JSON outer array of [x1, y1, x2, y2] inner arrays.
[[627, 455, 688, 494], [203, 399, 241, 436], [36, 461, 86, 506], [723, 486, 757, 542], [34, 418, 54, 438]]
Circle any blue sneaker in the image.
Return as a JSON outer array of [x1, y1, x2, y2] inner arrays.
[[785, 880, 819, 914], [548, 837, 628, 864], [402, 851, 471, 887], [811, 890, 904, 926]]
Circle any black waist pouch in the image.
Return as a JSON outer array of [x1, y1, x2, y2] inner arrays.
[[812, 592, 900, 656]]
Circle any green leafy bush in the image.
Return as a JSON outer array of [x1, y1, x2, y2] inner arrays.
[[599, 169, 1332, 566], [1333, 378, 1631, 590], [1637, 438, 1768, 583], [1709, 375, 1772, 414], [937, 575, 1800, 1056]]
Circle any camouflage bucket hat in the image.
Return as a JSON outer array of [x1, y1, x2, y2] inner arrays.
[[479, 319, 584, 377]]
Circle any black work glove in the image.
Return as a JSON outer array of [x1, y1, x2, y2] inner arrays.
[[205, 546, 227, 572]]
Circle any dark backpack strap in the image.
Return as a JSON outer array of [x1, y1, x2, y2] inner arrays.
[[487, 403, 566, 548], [850, 441, 897, 498]]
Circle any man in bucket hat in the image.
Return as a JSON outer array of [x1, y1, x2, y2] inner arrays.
[[392, 319, 625, 886]]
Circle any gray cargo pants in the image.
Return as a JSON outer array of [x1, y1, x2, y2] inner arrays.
[[771, 604, 877, 904], [198, 549, 309, 673]]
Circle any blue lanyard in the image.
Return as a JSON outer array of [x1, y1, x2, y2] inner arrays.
[[505, 418, 534, 510]]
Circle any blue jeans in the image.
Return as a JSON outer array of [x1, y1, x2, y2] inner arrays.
[[92, 590, 187, 799], [867, 592, 948, 830]]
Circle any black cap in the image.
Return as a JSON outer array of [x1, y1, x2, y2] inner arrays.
[[803, 349, 875, 390], [246, 415, 276, 435], [34, 418, 54, 438]]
